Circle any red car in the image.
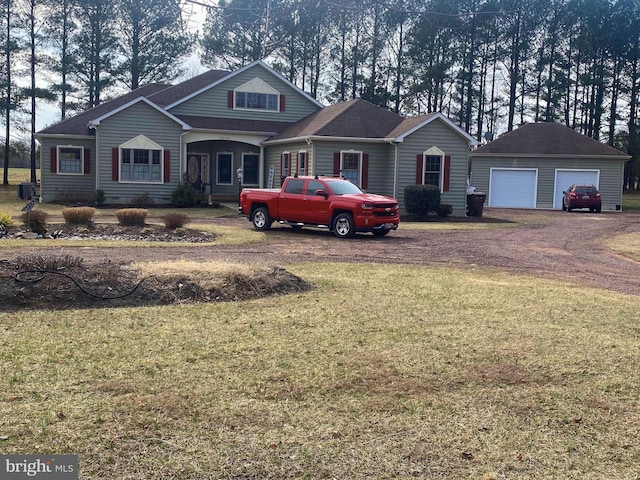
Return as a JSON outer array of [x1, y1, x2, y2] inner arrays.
[[562, 184, 601, 212]]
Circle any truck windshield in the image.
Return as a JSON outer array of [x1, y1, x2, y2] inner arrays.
[[326, 180, 363, 195]]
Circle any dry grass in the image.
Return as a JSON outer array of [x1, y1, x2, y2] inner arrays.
[[605, 233, 640, 261], [1, 263, 638, 479]]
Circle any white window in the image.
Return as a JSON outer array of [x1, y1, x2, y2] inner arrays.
[[58, 146, 83, 174], [298, 151, 307, 176], [118, 135, 164, 183], [281, 152, 290, 178], [234, 77, 281, 112], [217, 152, 233, 185], [422, 146, 445, 189], [242, 153, 260, 186], [121, 149, 161, 182], [341, 151, 361, 185]]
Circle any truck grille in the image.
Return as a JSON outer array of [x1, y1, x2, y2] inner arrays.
[[374, 211, 397, 218]]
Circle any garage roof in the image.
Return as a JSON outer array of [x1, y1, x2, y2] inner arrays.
[[472, 122, 629, 158]]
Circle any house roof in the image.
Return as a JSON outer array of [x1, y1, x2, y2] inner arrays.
[[37, 84, 171, 136], [147, 69, 232, 108], [472, 122, 629, 157], [176, 115, 293, 135], [267, 99, 406, 141]]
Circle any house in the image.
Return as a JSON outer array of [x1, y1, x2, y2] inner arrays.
[[469, 123, 629, 211], [36, 60, 477, 214]]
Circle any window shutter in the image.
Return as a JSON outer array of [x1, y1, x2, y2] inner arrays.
[[164, 150, 170, 183], [279, 94, 286, 112], [227, 91, 234, 108], [112, 148, 119, 181], [84, 148, 91, 174], [415, 154, 424, 184], [333, 152, 340, 176], [50, 147, 57, 173], [361, 154, 369, 190], [443, 155, 451, 192]]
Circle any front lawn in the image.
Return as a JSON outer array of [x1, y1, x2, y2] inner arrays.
[[1, 262, 638, 479]]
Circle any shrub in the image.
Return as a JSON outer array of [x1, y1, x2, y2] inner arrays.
[[21, 209, 49, 234], [0, 213, 13, 229], [162, 213, 190, 230], [404, 184, 441, 218], [437, 203, 453, 217], [115, 208, 147, 226], [95, 189, 105, 207], [62, 207, 96, 225], [14, 253, 83, 270], [130, 192, 155, 207], [171, 182, 198, 207]]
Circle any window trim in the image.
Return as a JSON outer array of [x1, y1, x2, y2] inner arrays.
[[281, 151, 291, 179], [216, 151, 234, 186], [118, 147, 164, 184], [340, 150, 362, 185], [57, 145, 84, 175], [421, 146, 445, 191], [297, 150, 308, 176], [241, 152, 260, 187]]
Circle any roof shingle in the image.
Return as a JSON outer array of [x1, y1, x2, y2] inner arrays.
[[473, 123, 627, 157]]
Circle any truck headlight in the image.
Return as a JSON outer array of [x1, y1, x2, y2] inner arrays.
[[361, 203, 374, 209]]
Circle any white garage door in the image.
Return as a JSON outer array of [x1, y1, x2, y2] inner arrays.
[[489, 168, 537, 208], [553, 170, 599, 209]]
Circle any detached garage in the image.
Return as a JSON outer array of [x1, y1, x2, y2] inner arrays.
[[470, 123, 629, 211]]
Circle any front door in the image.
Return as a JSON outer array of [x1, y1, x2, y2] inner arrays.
[[187, 153, 208, 192]]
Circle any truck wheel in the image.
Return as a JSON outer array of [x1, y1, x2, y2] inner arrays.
[[333, 213, 356, 238], [251, 207, 272, 231]]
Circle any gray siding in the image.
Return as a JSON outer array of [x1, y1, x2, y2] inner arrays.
[[39, 137, 96, 203], [267, 141, 395, 196], [97, 101, 183, 204], [397, 120, 471, 214], [470, 156, 625, 210], [169, 64, 320, 123]]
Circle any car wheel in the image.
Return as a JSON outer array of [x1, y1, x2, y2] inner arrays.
[[567, 203, 573, 212], [251, 207, 272, 231], [595, 205, 602, 213], [372, 229, 390, 237], [562, 201, 567, 211], [333, 213, 356, 238]]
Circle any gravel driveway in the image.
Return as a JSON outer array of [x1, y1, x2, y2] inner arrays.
[[3, 209, 640, 296]]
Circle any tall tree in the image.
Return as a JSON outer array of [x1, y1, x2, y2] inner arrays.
[[72, 0, 118, 108], [115, 0, 195, 90]]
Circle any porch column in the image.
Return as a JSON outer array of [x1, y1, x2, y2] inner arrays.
[[259, 146, 265, 188]]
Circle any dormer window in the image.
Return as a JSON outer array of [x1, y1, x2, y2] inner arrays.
[[232, 77, 282, 112]]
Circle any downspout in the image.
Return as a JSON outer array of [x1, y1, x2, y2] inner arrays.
[[391, 139, 398, 199], [305, 137, 313, 175]]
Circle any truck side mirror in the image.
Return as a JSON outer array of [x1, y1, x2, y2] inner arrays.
[[315, 189, 329, 198]]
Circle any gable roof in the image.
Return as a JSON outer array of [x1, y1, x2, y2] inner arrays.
[[37, 83, 170, 136], [472, 122, 629, 157], [87, 97, 191, 130], [266, 98, 477, 145], [147, 69, 232, 108], [162, 60, 324, 110]]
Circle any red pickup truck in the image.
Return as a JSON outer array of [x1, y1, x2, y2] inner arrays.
[[239, 176, 400, 238]]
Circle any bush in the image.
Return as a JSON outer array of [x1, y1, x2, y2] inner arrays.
[[162, 213, 190, 230], [95, 190, 105, 207], [21, 209, 49, 234], [14, 253, 83, 270], [404, 184, 441, 218], [0, 213, 13, 229], [115, 208, 147, 226], [437, 203, 453, 217], [171, 182, 198, 207], [62, 207, 96, 225], [130, 192, 155, 207]]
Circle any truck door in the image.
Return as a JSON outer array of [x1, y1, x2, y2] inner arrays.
[[279, 178, 307, 222], [304, 179, 331, 225]]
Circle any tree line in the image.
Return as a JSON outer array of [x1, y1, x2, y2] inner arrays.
[[2, 0, 640, 187]]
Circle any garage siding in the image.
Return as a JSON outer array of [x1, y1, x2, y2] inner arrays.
[[471, 156, 625, 210]]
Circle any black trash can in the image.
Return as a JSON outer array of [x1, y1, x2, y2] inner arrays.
[[18, 182, 35, 200], [467, 192, 486, 217]]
